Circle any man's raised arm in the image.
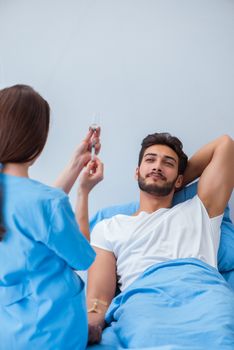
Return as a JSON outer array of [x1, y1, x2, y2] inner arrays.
[[183, 135, 234, 217], [87, 247, 117, 344]]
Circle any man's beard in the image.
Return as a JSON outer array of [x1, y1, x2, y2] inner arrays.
[[138, 173, 177, 197]]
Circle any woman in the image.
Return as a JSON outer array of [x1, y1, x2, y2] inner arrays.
[[0, 84, 103, 349]]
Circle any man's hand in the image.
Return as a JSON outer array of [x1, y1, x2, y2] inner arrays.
[[88, 312, 105, 344], [88, 323, 102, 344]]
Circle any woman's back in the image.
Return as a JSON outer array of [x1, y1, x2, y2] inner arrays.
[[0, 173, 94, 350], [0, 84, 102, 350]]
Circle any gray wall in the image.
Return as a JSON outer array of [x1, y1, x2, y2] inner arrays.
[[0, 0, 233, 220]]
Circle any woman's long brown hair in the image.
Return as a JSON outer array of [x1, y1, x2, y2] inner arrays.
[[0, 185, 4, 241], [0, 84, 50, 240]]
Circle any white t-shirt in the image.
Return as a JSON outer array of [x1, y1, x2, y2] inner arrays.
[[91, 195, 223, 291]]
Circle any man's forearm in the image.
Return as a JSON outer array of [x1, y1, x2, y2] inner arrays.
[[182, 135, 227, 187], [87, 295, 110, 330]]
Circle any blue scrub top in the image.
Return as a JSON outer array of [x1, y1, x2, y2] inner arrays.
[[0, 173, 96, 350]]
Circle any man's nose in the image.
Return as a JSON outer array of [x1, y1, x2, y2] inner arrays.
[[152, 160, 162, 172]]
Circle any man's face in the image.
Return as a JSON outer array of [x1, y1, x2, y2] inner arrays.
[[136, 144, 183, 196]]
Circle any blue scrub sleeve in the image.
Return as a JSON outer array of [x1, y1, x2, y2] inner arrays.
[[46, 196, 96, 271]]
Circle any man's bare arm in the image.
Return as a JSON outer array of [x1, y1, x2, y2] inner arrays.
[[183, 135, 234, 217], [87, 247, 117, 344]]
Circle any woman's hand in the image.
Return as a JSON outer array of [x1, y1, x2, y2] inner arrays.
[[78, 157, 104, 195], [53, 127, 101, 194], [70, 127, 101, 177]]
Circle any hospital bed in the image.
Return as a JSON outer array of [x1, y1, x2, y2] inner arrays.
[[87, 182, 234, 349]]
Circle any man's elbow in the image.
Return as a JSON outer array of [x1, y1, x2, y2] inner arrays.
[[219, 134, 233, 145], [217, 135, 234, 154]]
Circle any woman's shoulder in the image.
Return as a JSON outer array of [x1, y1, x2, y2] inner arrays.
[[25, 179, 69, 212], [1, 173, 68, 207], [29, 179, 67, 201]]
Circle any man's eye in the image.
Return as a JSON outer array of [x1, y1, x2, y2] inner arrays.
[[145, 158, 154, 162], [165, 161, 174, 166]]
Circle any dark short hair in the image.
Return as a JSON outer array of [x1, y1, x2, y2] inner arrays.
[[0, 84, 50, 164], [138, 132, 188, 175]]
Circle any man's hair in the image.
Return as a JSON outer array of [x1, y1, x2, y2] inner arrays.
[[0, 84, 50, 164], [138, 132, 188, 175]]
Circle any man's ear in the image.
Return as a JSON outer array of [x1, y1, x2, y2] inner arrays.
[[135, 167, 139, 180], [175, 174, 183, 189]]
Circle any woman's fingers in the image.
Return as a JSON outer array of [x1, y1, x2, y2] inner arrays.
[[94, 140, 101, 155], [84, 128, 94, 143], [76, 127, 101, 156], [90, 127, 101, 151], [86, 158, 104, 181]]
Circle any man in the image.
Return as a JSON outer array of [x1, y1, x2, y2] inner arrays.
[[85, 133, 234, 348]]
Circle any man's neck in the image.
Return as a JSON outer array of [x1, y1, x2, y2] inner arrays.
[[135, 190, 174, 215]]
